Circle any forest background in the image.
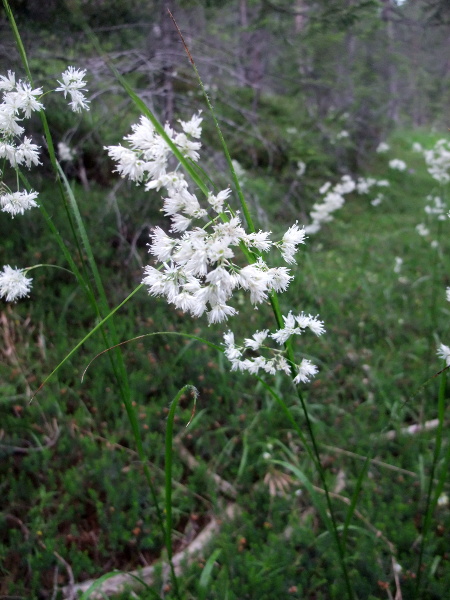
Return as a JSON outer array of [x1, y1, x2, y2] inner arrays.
[[1, 0, 450, 599]]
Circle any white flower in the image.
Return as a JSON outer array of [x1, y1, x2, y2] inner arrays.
[[424, 139, 450, 183], [388, 159, 407, 171], [15, 81, 44, 117], [319, 182, 331, 195], [223, 330, 242, 361], [56, 67, 90, 112], [243, 230, 272, 252], [173, 131, 201, 161], [0, 190, 39, 216], [244, 329, 269, 350], [239, 261, 272, 304], [170, 213, 193, 233], [15, 137, 41, 168], [58, 141, 75, 162], [295, 313, 325, 336], [279, 222, 306, 264], [0, 265, 32, 302], [207, 302, 237, 324], [412, 142, 423, 152], [293, 359, 318, 384], [207, 188, 231, 213], [0, 70, 16, 91], [296, 160, 306, 176], [0, 107, 24, 136], [267, 267, 292, 293], [416, 223, 429, 237], [437, 343, 450, 366], [425, 195, 446, 219], [106, 145, 147, 182], [149, 227, 177, 262], [334, 177, 355, 195], [271, 312, 301, 345], [0, 141, 18, 166], [446, 287, 450, 303], [376, 142, 390, 153], [371, 195, 383, 207], [178, 112, 202, 138]]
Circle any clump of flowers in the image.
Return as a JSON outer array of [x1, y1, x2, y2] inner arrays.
[[58, 141, 76, 162], [416, 194, 447, 249], [106, 113, 324, 383], [223, 311, 324, 383], [305, 175, 389, 234], [0, 67, 89, 301], [376, 142, 390, 153], [424, 139, 450, 184], [0, 67, 89, 219], [0, 71, 43, 217], [388, 159, 407, 172], [0, 265, 32, 302], [55, 67, 90, 113]]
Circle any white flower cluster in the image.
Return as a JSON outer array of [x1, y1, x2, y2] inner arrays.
[[376, 142, 390, 153], [416, 194, 447, 248], [107, 112, 323, 382], [224, 310, 325, 383], [0, 71, 43, 170], [0, 67, 89, 302], [106, 114, 308, 326], [388, 158, 407, 172], [336, 130, 349, 140], [58, 141, 76, 162], [55, 67, 90, 113], [305, 175, 389, 234], [424, 139, 450, 184], [424, 194, 447, 221], [0, 71, 42, 218], [0, 265, 32, 302], [296, 160, 306, 177], [437, 342, 450, 366], [0, 68, 89, 219], [416, 223, 429, 237]]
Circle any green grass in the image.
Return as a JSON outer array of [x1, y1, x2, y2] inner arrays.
[[2, 127, 449, 598], [1, 50, 449, 599]]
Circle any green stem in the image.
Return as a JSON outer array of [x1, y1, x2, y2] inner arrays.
[[165, 385, 197, 599], [415, 366, 447, 596]]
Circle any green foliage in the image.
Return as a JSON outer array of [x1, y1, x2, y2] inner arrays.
[[1, 3, 450, 599]]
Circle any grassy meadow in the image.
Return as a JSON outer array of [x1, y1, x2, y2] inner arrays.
[[1, 7, 450, 599]]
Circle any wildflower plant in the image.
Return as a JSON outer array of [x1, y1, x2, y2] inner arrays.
[[9, 4, 450, 599], [0, 59, 90, 298], [106, 113, 325, 382], [0, 66, 89, 219]]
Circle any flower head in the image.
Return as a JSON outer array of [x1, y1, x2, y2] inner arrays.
[[437, 343, 450, 366], [279, 222, 306, 264], [56, 67, 90, 112], [376, 142, 390, 153], [0, 190, 38, 217], [0, 265, 32, 302], [389, 158, 407, 171], [293, 359, 318, 384]]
